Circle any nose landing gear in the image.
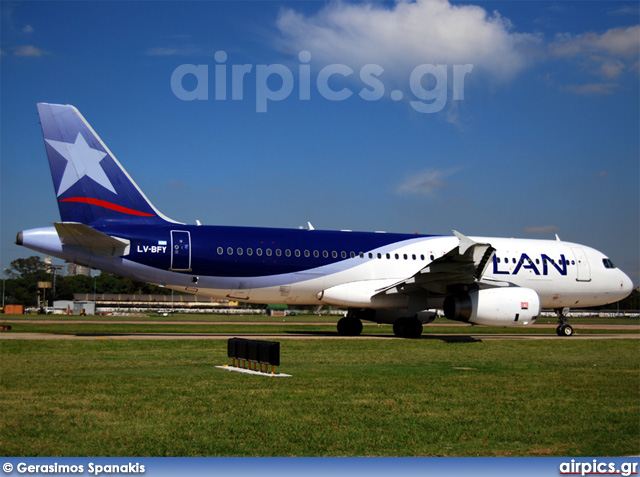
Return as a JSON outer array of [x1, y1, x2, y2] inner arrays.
[[555, 307, 574, 336]]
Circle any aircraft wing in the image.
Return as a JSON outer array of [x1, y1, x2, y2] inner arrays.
[[375, 231, 495, 297], [54, 222, 130, 258]]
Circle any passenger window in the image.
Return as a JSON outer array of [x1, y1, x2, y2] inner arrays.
[[237, 248, 243, 256], [266, 249, 272, 256], [227, 247, 233, 255], [217, 247, 223, 255], [276, 249, 282, 257], [257, 248, 263, 256], [247, 248, 253, 256], [314, 250, 319, 258], [285, 249, 291, 257], [323, 251, 328, 258]]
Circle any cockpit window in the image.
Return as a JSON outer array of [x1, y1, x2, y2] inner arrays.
[[602, 258, 616, 269]]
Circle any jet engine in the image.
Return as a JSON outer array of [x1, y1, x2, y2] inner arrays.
[[443, 287, 541, 326]]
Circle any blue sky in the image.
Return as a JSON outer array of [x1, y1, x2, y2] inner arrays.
[[1, 0, 638, 285]]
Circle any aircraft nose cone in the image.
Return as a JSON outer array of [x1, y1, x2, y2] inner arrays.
[[620, 272, 634, 297], [15, 231, 23, 246]]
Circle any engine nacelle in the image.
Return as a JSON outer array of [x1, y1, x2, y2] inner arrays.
[[317, 280, 409, 308], [443, 288, 541, 327]]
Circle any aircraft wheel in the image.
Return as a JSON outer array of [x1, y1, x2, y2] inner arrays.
[[561, 324, 574, 336], [337, 317, 363, 336], [556, 324, 574, 336]]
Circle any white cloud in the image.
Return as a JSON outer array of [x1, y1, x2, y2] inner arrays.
[[550, 25, 640, 59], [276, 0, 536, 83], [274, 0, 638, 102], [546, 25, 639, 93], [560, 82, 620, 95], [550, 25, 639, 82], [596, 57, 626, 79], [12, 45, 47, 57], [22, 24, 34, 34], [609, 6, 640, 16], [145, 46, 204, 57], [397, 168, 460, 196]]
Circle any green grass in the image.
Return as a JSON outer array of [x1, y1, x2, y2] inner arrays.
[[1, 339, 638, 457]]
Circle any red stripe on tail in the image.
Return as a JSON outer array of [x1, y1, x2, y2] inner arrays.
[[59, 197, 155, 217]]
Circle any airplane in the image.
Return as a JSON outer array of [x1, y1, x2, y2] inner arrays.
[[16, 103, 634, 338]]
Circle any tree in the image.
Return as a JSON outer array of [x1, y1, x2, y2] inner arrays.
[[3, 256, 52, 307], [8, 256, 48, 278]]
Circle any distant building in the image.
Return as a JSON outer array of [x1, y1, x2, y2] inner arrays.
[[67, 263, 91, 277]]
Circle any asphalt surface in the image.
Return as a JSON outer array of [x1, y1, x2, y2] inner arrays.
[[1, 319, 637, 341]]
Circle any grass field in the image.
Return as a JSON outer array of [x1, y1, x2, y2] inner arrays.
[[1, 333, 638, 457]]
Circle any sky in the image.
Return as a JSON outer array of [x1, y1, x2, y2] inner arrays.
[[1, 0, 639, 285]]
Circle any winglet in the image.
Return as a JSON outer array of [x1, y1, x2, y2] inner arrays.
[[452, 230, 475, 255]]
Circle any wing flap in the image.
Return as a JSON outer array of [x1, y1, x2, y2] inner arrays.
[[376, 230, 495, 297], [54, 222, 130, 258]]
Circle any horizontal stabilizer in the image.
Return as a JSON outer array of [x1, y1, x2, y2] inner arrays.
[[54, 222, 130, 257]]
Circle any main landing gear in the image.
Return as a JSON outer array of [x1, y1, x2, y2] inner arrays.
[[336, 310, 424, 339], [392, 317, 423, 339], [555, 307, 574, 337], [337, 315, 363, 336]]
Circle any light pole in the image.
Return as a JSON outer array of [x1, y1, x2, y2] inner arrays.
[[1, 268, 7, 312], [50, 264, 62, 307]]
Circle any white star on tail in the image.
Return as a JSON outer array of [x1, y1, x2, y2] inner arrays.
[[46, 133, 116, 197]]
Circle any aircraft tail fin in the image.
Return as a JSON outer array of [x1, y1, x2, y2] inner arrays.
[[36, 103, 179, 226]]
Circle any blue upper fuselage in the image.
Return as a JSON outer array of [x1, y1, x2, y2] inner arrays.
[[96, 223, 440, 278]]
